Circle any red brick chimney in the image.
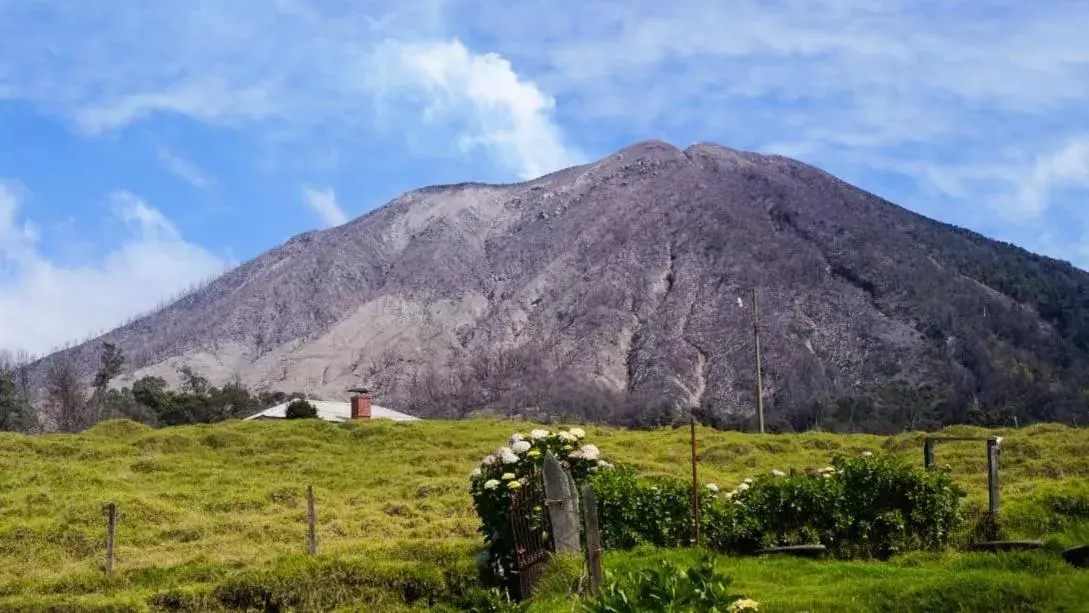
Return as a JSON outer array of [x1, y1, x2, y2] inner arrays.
[[348, 387, 371, 420]]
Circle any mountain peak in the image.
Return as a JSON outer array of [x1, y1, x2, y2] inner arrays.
[[25, 138, 1089, 431]]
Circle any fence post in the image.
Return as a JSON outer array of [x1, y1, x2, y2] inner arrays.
[[306, 485, 317, 556], [690, 417, 701, 547], [924, 438, 936, 470], [543, 453, 581, 555], [987, 439, 1000, 515], [581, 484, 603, 596], [105, 502, 117, 574]]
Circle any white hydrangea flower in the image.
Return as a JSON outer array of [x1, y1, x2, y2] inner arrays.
[[737, 482, 750, 492], [578, 444, 600, 460], [598, 461, 613, 469], [530, 429, 550, 440], [509, 432, 526, 445], [724, 491, 735, 500], [771, 469, 785, 477], [501, 451, 520, 464], [743, 478, 754, 484], [705, 483, 719, 492], [481, 455, 498, 467], [861, 450, 873, 457], [501, 472, 516, 480], [512, 440, 532, 454], [823, 466, 835, 473], [558, 430, 577, 443], [569, 427, 586, 438], [470, 467, 482, 478], [484, 479, 500, 490]]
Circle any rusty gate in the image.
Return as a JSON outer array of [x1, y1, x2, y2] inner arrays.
[[507, 469, 553, 601]]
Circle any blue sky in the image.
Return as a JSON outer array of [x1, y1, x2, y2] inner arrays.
[[2, 0, 1089, 356]]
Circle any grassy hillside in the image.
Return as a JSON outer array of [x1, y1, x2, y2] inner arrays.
[[0, 419, 1087, 611]]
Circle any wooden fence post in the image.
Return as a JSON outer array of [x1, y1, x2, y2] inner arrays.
[[105, 502, 117, 574], [543, 453, 581, 555], [690, 417, 701, 547], [581, 484, 603, 596], [987, 439, 1000, 515], [306, 485, 317, 556], [924, 438, 936, 470]]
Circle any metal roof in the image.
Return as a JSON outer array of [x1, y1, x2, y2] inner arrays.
[[242, 400, 421, 422]]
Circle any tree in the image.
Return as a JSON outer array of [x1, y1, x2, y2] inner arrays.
[[0, 371, 36, 433], [92, 342, 126, 419], [285, 399, 318, 419], [44, 357, 93, 433]]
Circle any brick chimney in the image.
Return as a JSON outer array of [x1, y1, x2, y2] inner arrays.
[[348, 387, 372, 420]]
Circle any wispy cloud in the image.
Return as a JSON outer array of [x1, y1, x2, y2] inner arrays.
[[1, 0, 1088, 269], [156, 146, 215, 189], [301, 186, 348, 228], [0, 181, 228, 355]]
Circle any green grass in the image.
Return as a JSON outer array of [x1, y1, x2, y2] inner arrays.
[[0, 419, 1086, 611], [531, 547, 1089, 612]]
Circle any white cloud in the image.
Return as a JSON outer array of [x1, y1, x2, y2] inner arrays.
[[301, 186, 348, 227], [0, 182, 228, 356], [377, 39, 580, 179], [2, 0, 1089, 265], [156, 146, 216, 189], [0, 2, 579, 181]]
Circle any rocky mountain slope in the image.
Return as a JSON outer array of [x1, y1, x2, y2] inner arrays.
[[24, 141, 1089, 430]]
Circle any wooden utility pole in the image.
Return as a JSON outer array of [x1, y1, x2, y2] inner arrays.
[[690, 417, 701, 546], [752, 287, 765, 434]]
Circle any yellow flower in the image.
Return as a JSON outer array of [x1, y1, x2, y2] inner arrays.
[[527, 449, 541, 458], [501, 472, 516, 480], [507, 481, 522, 489]]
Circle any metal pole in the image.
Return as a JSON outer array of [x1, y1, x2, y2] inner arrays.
[[752, 287, 765, 434]]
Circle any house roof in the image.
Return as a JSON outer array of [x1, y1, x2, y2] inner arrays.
[[243, 400, 421, 422]]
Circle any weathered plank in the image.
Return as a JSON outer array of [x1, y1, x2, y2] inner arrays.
[[543, 453, 581, 555], [581, 484, 603, 595]]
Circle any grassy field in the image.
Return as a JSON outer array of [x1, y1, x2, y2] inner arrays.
[[0, 418, 1087, 611]]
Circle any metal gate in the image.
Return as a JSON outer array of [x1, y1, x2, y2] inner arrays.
[[507, 470, 553, 601]]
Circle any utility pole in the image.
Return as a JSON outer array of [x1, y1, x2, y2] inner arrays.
[[752, 287, 765, 434]]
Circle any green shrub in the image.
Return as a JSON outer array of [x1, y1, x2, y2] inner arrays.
[[590, 465, 714, 549], [581, 552, 756, 613], [284, 400, 318, 420], [593, 452, 963, 559], [468, 428, 614, 592]]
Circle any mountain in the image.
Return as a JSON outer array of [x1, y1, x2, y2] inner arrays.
[[23, 140, 1089, 431]]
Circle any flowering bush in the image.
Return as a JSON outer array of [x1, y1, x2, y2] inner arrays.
[[469, 427, 613, 589], [593, 450, 963, 559]]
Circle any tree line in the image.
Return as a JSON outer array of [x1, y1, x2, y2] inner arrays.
[[0, 343, 310, 434]]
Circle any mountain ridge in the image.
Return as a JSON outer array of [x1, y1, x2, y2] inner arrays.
[[20, 140, 1089, 431]]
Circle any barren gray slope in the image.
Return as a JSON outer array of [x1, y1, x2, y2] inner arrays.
[[25, 140, 1089, 427]]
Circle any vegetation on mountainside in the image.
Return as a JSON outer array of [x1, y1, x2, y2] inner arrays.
[[0, 419, 1086, 610], [0, 343, 301, 433]]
